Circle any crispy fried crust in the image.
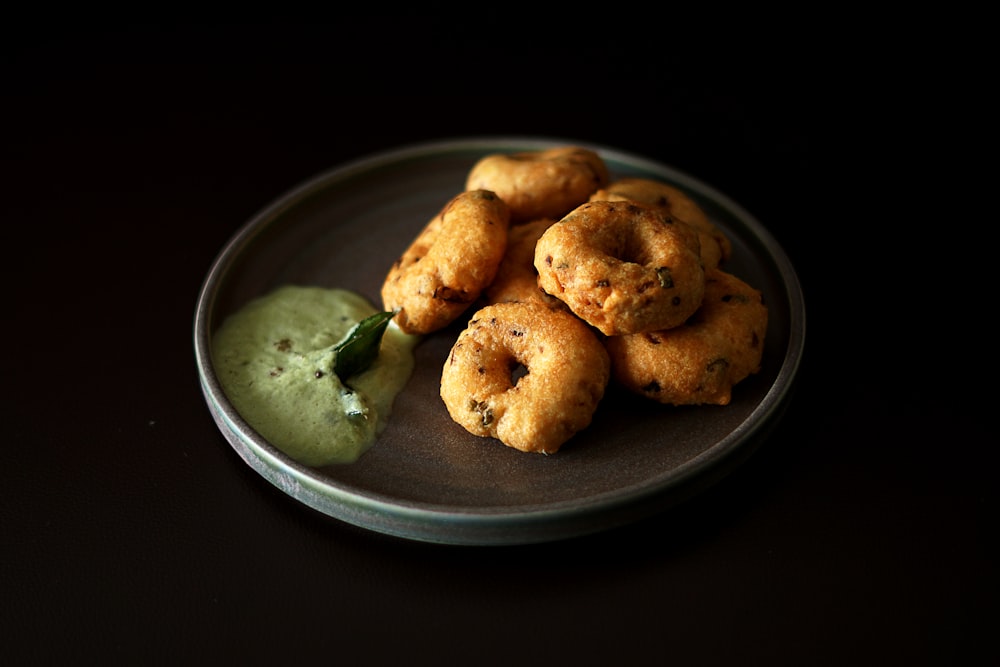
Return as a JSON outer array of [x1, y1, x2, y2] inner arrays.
[[440, 301, 610, 454], [534, 200, 706, 336], [465, 146, 610, 223], [590, 177, 732, 269], [605, 268, 768, 406], [381, 189, 510, 335], [483, 217, 567, 310]]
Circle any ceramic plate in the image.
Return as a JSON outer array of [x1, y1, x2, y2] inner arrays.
[[193, 137, 805, 545]]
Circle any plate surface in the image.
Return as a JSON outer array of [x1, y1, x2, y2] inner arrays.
[[193, 137, 806, 545]]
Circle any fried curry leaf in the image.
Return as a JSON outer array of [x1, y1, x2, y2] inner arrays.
[[332, 310, 396, 381]]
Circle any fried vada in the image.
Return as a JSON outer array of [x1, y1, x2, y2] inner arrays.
[[534, 200, 706, 336], [605, 268, 768, 405], [381, 189, 510, 335], [440, 300, 610, 454]]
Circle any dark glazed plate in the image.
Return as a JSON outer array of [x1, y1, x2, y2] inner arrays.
[[193, 137, 806, 545]]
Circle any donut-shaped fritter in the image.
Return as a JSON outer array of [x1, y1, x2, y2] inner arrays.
[[590, 177, 732, 269], [483, 217, 567, 310], [381, 189, 510, 335], [606, 268, 768, 406], [465, 146, 610, 223], [440, 301, 610, 454], [533, 200, 706, 336]]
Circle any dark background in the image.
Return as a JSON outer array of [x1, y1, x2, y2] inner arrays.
[[3, 22, 992, 665]]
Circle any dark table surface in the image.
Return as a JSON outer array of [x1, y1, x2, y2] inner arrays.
[[4, 23, 993, 665]]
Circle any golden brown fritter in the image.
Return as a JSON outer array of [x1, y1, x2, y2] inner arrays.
[[381, 189, 510, 335], [440, 301, 610, 454], [534, 200, 706, 336], [466, 146, 610, 223], [605, 268, 768, 406]]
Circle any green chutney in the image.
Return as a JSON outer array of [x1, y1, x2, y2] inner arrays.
[[212, 285, 417, 466]]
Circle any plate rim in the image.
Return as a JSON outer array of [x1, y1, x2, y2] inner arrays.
[[193, 135, 806, 545]]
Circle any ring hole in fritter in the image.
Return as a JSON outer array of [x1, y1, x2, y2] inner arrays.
[[620, 230, 654, 266], [510, 361, 529, 386]]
